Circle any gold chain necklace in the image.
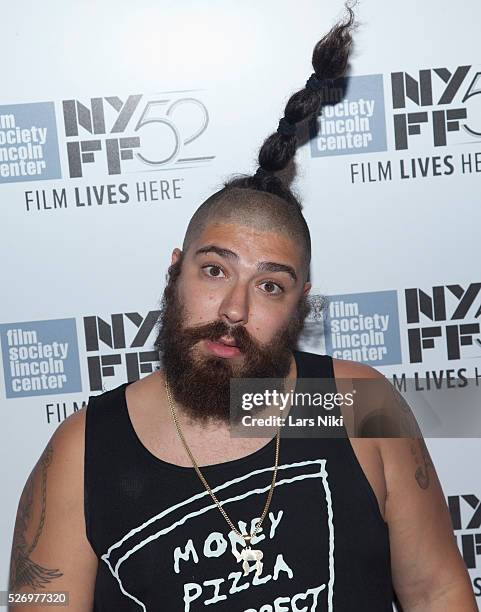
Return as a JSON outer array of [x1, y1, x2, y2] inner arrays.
[[164, 375, 281, 576]]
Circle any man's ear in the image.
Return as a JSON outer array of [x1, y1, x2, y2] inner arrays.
[[302, 281, 312, 297], [171, 248, 182, 265]]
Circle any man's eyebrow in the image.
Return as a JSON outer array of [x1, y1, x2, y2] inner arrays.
[[257, 261, 297, 282], [195, 245, 297, 282], [195, 245, 239, 260]]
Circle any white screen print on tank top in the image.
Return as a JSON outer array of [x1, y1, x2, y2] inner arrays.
[[86, 351, 393, 611], [100, 455, 335, 611]]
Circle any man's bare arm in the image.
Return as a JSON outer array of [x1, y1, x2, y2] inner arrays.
[[334, 358, 476, 609], [8, 409, 98, 611], [353, 365, 479, 610], [381, 433, 477, 610]]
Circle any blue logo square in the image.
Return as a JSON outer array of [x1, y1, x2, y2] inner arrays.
[[0, 102, 61, 183], [323, 290, 402, 366], [309, 74, 388, 157], [0, 318, 82, 398]]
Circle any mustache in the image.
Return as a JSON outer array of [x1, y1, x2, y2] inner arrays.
[[181, 319, 259, 353]]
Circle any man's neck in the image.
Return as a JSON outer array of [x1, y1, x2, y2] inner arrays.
[[125, 353, 298, 468]]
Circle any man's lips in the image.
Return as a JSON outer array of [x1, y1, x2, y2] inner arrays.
[[203, 337, 242, 358], [217, 335, 238, 346]]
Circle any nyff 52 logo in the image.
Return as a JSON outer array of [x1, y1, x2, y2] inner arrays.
[[449, 494, 481, 570], [83, 310, 160, 391], [62, 92, 214, 177], [391, 64, 481, 149], [405, 283, 481, 363]]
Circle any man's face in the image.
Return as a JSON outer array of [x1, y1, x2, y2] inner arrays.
[[157, 221, 311, 423], [175, 222, 310, 359]]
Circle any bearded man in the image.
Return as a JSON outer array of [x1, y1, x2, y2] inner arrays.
[[8, 5, 476, 611]]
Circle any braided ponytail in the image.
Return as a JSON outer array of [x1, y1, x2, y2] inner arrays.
[[228, 0, 356, 203], [257, 1, 356, 176], [182, 2, 357, 279]]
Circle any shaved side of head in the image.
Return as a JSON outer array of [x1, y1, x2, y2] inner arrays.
[[182, 187, 312, 281]]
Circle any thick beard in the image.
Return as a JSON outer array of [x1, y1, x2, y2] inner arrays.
[[155, 256, 310, 425]]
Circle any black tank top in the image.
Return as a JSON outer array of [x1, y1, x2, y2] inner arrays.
[[85, 350, 394, 610]]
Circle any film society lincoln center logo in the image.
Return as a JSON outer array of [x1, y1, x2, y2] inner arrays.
[[309, 74, 387, 157], [0, 102, 61, 183], [0, 319, 82, 398], [309, 65, 480, 157], [323, 290, 402, 366]]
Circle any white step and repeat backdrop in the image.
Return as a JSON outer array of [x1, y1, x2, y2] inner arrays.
[[1, 0, 480, 603]]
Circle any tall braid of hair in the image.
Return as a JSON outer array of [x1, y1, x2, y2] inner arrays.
[[227, 1, 357, 209]]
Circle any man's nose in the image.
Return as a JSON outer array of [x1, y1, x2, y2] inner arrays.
[[218, 281, 249, 326]]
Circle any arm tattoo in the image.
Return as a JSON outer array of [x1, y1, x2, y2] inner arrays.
[[410, 438, 434, 490], [9, 443, 63, 591]]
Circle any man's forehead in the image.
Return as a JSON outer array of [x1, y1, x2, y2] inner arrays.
[[190, 222, 302, 265]]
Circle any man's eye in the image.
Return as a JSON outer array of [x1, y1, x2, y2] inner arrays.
[[202, 265, 225, 278], [259, 281, 284, 295]]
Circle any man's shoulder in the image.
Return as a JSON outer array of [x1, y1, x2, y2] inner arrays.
[[331, 355, 385, 380], [87, 380, 129, 405], [24, 406, 88, 519], [294, 349, 385, 380], [84, 372, 164, 438], [86, 375, 150, 413], [122, 370, 162, 407]]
